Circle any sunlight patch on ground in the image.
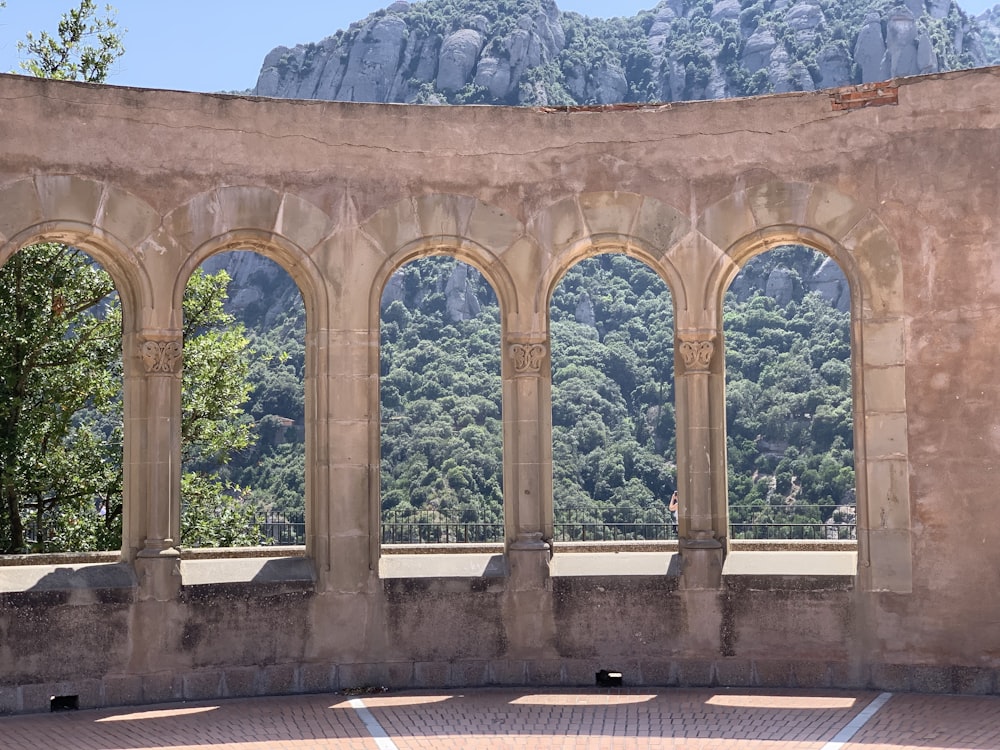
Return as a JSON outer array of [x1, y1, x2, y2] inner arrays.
[[706, 694, 857, 709], [511, 693, 658, 706], [96, 705, 219, 722]]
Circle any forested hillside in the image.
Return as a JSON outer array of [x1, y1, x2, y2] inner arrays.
[[212, 244, 855, 545]]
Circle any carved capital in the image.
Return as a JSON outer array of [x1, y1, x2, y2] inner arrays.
[[509, 343, 547, 374], [678, 335, 715, 372], [139, 337, 183, 374]]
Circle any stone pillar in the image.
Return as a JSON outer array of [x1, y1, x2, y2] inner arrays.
[[675, 332, 724, 589], [503, 339, 553, 589], [320, 329, 374, 593], [131, 333, 182, 601]]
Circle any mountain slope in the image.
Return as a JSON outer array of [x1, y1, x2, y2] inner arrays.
[[254, 0, 996, 106]]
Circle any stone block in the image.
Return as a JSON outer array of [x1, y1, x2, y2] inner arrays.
[[745, 181, 811, 228], [791, 661, 833, 689], [864, 459, 911, 529], [562, 659, 603, 687], [861, 319, 905, 367], [870, 662, 913, 692], [447, 660, 490, 688], [753, 660, 796, 688], [863, 413, 909, 460], [862, 365, 906, 414], [530, 196, 586, 252], [261, 664, 298, 694], [526, 659, 565, 686], [35, 174, 103, 227], [142, 672, 183, 705], [183, 670, 224, 701], [99, 185, 161, 251], [217, 185, 283, 237], [359, 198, 420, 257], [638, 659, 678, 687], [949, 666, 995, 695], [102, 675, 144, 707], [579, 191, 643, 237], [865, 529, 913, 594], [675, 659, 715, 687], [276, 192, 331, 252], [414, 193, 476, 240], [715, 659, 754, 687], [909, 665, 953, 694], [300, 662, 338, 694], [222, 667, 259, 698], [414, 661, 450, 688], [488, 659, 528, 685], [0, 178, 43, 245], [0, 685, 20, 715], [697, 191, 756, 254], [843, 215, 903, 316], [806, 183, 869, 242], [633, 198, 689, 256], [338, 662, 398, 691], [465, 199, 523, 255], [21, 680, 101, 712]]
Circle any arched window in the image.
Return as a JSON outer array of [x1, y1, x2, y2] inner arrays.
[[549, 254, 676, 544], [379, 256, 504, 546], [0, 241, 123, 553], [724, 245, 856, 544], [180, 250, 306, 548]]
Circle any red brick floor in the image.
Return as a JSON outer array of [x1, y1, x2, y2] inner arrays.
[[1, 688, 998, 750]]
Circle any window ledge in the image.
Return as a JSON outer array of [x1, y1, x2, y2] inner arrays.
[[379, 553, 507, 579], [180, 545, 305, 559], [553, 540, 679, 554], [0, 550, 121, 567], [722, 550, 856, 589], [0, 560, 136, 594], [381, 543, 504, 556], [550, 551, 681, 578], [179, 555, 315, 587]]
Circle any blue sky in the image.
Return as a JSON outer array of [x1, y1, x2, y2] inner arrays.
[[1, 0, 997, 93]]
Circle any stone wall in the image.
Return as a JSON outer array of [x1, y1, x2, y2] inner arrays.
[[1, 67, 1000, 713]]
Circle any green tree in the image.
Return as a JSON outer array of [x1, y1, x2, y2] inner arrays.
[[15, 0, 124, 82], [0, 245, 121, 552], [0, 2, 126, 552], [0, 3, 261, 552]]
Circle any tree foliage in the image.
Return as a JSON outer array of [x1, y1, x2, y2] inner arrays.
[[0, 5, 261, 552], [16, 0, 125, 82]]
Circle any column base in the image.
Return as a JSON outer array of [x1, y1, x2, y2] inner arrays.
[[135, 543, 181, 601], [508, 532, 551, 591], [680, 530, 723, 589]]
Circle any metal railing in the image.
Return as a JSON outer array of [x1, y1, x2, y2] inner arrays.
[[728, 504, 856, 541], [12, 503, 856, 551], [258, 514, 305, 545]]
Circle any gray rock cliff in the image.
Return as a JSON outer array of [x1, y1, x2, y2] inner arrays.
[[255, 0, 991, 105]]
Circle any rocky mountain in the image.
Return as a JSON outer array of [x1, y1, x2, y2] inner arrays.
[[254, 0, 998, 106]]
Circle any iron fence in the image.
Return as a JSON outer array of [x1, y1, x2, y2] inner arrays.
[[728, 504, 856, 541], [258, 514, 305, 545], [13, 503, 857, 551]]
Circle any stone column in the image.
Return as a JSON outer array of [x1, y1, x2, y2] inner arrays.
[[675, 332, 724, 589], [321, 329, 373, 593], [131, 333, 182, 601], [503, 339, 552, 589]]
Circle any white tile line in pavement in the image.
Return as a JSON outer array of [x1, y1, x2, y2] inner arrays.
[[820, 692, 894, 750], [349, 698, 400, 750]]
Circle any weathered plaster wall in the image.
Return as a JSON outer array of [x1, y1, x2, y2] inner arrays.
[[1, 67, 1000, 713]]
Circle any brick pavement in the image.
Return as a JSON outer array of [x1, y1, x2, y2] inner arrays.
[[1, 688, 998, 750]]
